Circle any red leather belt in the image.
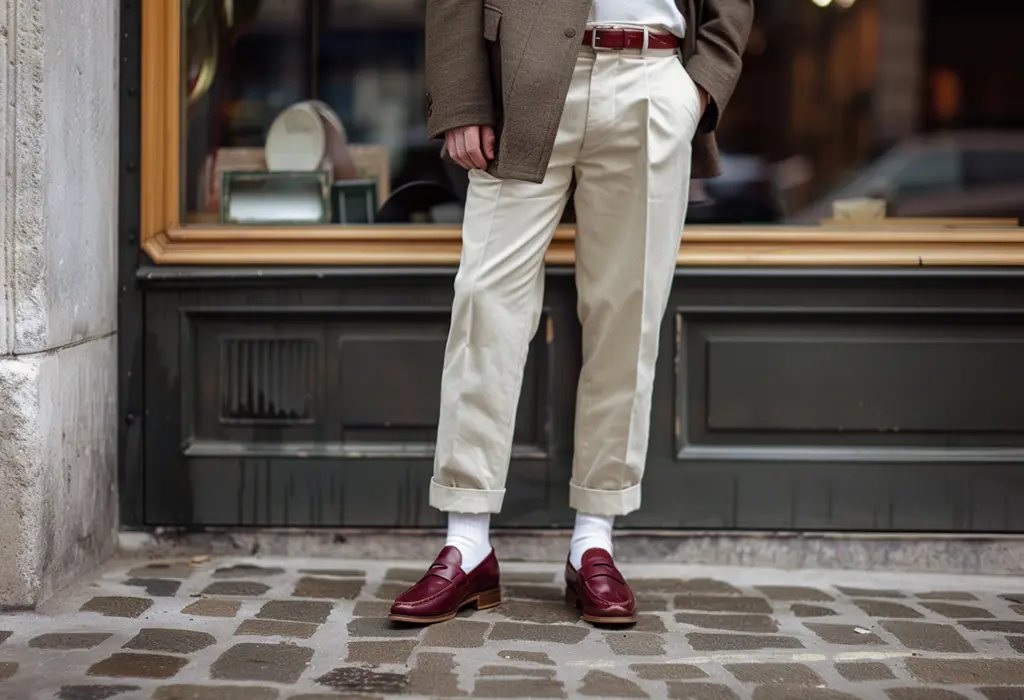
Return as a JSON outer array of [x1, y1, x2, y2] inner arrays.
[[582, 28, 680, 50]]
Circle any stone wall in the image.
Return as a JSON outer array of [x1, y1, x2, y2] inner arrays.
[[0, 0, 119, 607]]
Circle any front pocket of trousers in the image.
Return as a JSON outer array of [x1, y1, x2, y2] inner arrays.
[[676, 61, 702, 131]]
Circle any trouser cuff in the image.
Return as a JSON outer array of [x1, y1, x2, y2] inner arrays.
[[569, 481, 641, 516], [430, 477, 505, 514]]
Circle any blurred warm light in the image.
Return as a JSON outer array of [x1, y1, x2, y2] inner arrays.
[[810, 0, 857, 7], [931, 68, 962, 122], [746, 27, 766, 56]]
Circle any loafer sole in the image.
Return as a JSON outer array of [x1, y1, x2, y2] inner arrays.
[[388, 586, 502, 625]]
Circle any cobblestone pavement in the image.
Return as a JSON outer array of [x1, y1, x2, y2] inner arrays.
[[3, 557, 1024, 699]]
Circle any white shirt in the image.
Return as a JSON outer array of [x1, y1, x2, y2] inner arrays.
[[588, 0, 687, 38]]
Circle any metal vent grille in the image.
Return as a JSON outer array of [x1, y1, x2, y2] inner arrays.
[[220, 338, 318, 423]]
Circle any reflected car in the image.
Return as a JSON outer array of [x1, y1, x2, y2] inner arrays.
[[397, 145, 787, 225], [685, 152, 786, 224], [559, 151, 785, 225], [789, 132, 1024, 224]]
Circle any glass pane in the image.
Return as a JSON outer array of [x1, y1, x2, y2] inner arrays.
[[891, 148, 962, 198], [964, 149, 1024, 187], [182, 0, 430, 226], [180, 0, 1024, 227]]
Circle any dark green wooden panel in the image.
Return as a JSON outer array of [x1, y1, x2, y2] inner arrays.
[[627, 268, 1024, 532], [143, 273, 578, 527], [704, 326, 1024, 434], [180, 306, 548, 457], [629, 460, 1024, 530], [140, 266, 1024, 532], [685, 314, 1024, 443], [118, 0, 144, 527]]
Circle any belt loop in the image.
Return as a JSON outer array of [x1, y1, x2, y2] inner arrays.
[[641, 26, 650, 56], [590, 27, 599, 50]]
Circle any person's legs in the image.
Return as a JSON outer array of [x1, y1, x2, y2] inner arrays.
[[390, 53, 597, 625], [429, 156, 568, 573], [430, 54, 593, 570], [569, 45, 700, 562]]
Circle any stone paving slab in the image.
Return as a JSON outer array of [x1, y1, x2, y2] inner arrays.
[[3, 558, 1024, 698]]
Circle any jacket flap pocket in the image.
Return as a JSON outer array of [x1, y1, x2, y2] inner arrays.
[[483, 5, 502, 41]]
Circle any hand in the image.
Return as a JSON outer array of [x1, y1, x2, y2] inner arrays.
[[445, 125, 496, 170]]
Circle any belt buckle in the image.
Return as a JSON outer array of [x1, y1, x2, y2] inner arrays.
[[591, 26, 625, 51]]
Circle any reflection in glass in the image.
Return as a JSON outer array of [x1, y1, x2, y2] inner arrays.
[[181, 0, 1024, 227]]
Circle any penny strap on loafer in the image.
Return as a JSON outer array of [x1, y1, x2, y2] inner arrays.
[[579, 557, 627, 585], [425, 558, 464, 584], [420, 546, 467, 584]]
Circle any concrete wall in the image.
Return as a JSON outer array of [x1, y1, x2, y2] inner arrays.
[[0, 0, 119, 608]]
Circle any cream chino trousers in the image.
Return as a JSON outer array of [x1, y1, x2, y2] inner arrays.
[[430, 42, 701, 516]]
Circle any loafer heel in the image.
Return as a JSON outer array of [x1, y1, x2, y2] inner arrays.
[[565, 588, 582, 610], [475, 587, 503, 610]]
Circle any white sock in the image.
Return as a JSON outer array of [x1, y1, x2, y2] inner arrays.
[[569, 512, 614, 569], [445, 513, 492, 573]]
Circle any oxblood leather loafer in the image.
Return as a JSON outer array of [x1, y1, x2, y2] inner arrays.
[[388, 546, 502, 624], [564, 548, 638, 625]]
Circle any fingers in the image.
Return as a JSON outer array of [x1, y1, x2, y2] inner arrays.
[[446, 126, 492, 169], [463, 127, 488, 169], [482, 127, 496, 161], [445, 131, 459, 167], [445, 130, 463, 169], [454, 129, 469, 169]]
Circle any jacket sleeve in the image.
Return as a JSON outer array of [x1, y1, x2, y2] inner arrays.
[[425, 0, 495, 139], [686, 0, 753, 132]]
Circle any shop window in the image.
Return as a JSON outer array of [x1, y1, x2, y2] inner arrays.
[[139, 0, 1023, 265], [890, 148, 962, 199], [965, 149, 1024, 188]]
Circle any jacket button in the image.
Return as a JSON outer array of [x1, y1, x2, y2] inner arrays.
[[564, 27, 577, 38]]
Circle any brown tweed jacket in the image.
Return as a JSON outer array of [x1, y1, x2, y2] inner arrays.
[[425, 0, 753, 182]]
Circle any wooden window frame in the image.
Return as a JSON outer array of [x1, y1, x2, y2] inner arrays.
[[142, 0, 1023, 266]]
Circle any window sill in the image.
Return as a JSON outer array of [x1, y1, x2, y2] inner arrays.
[[141, 221, 1024, 266]]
